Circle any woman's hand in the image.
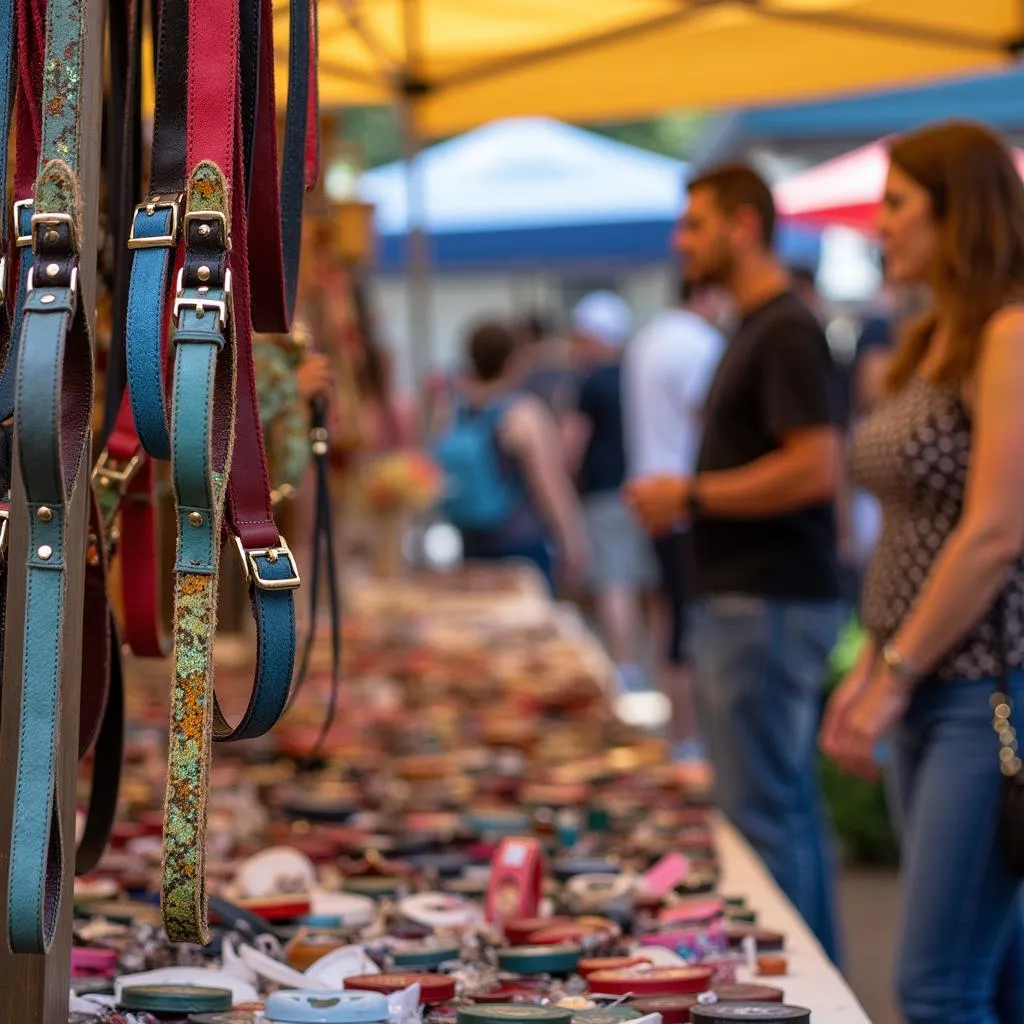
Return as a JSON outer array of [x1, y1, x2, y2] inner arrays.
[[819, 655, 874, 760], [825, 665, 911, 780]]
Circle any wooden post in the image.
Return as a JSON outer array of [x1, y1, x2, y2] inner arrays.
[[0, 0, 106, 1015]]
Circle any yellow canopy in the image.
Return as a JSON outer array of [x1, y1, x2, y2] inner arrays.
[[275, 1, 1023, 136]]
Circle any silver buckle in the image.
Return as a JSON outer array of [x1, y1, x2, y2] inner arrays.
[[172, 267, 232, 328], [26, 263, 79, 296], [13, 198, 33, 247], [91, 451, 143, 495], [30, 211, 79, 254], [233, 535, 301, 592], [0, 508, 9, 562], [128, 193, 183, 249]]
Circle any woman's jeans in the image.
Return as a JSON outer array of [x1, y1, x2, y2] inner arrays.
[[690, 596, 844, 962], [889, 674, 1024, 1024]]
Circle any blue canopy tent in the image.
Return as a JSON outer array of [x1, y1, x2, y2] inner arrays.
[[698, 66, 1024, 166], [360, 117, 821, 273]]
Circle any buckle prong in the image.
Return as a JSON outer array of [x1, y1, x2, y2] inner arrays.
[[91, 452, 143, 495], [232, 535, 301, 592]]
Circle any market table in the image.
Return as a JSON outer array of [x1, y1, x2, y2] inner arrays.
[[715, 816, 871, 1023]]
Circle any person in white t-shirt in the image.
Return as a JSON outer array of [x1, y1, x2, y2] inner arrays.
[[622, 280, 728, 761]]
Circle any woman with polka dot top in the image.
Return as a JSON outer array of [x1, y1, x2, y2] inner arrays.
[[820, 121, 1024, 1024]]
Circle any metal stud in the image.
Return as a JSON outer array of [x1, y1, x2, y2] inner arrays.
[[37, 544, 52, 561], [36, 506, 53, 522], [197, 265, 211, 282], [188, 511, 204, 527], [198, 224, 211, 237], [46, 263, 59, 279], [40, 294, 55, 304], [44, 229, 59, 244]]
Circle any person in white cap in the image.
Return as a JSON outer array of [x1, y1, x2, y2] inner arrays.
[[563, 291, 657, 699]]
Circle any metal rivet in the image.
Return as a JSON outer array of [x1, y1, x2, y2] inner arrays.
[[37, 544, 52, 561], [110, 527, 121, 546], [197, 265, 211, 282], [46, 263, 59, 278], [40, 294, 55, 304], [198, 224, 211, 237], [188, 511, 204, 527], [45, 229, 59, 244], [36, 506, 53, 522]]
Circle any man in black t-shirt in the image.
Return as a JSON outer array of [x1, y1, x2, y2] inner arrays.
[[628, 164, 844, 962]]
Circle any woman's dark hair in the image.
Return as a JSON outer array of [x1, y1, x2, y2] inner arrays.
[[885, 120, 1024, 390], [467, 321, 518, 382]]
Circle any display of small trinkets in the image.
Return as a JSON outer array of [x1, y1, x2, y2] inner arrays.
[[69, 566, 807, 1023]]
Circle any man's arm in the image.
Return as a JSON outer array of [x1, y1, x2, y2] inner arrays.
[[695, 425, 839, 516]]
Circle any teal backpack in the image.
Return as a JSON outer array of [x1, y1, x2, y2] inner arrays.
[[433, 399, 521, 531]]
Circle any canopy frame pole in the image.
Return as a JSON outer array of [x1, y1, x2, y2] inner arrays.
[[428, 0, 1012, 95], [399, 0, 434, 390]]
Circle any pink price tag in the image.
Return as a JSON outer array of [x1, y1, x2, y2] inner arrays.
[[641, 852, 692, 897]]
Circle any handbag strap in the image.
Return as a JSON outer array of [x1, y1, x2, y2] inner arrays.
[[290, 394, 342, 761], [7, 0, 95, 955], [992, 592, 1023, 778]]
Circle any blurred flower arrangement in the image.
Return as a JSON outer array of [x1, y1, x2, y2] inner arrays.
[[361, 450, 442, 513]]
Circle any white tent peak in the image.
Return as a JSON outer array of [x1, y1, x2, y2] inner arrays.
[[360, 117, 689, 235]]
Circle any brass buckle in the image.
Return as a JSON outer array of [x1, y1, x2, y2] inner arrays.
[[233, 535, 301, 592], [183, 209, 231, 251], [30, 211, 79, 254], [128, 193, 184, 249], [172, 267, 233, 328], [13, 198, 33, 247], [92, 451, 143, 495]]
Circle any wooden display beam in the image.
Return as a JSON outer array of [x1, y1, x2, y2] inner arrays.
[[0, 0, 107, 1015]]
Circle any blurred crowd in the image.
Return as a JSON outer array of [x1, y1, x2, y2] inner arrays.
[[261, 118, 1024, 1024]]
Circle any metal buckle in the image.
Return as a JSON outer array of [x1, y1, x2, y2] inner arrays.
[[13, 198, 33, 247], [183, 209, 231, 250], [30, 211, 79, 254], [233, 535, 301, 592], [0, 507, 9, 563], [128, 193, 183, 249], [0, 254, 8, 305], [26, 263, 79, 296], [172, 267, 233, 328], [91, 451, 143, 495]]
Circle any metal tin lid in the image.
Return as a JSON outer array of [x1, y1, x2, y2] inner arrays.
[[120, 984, 233, 1014], [689, 1005, 810, 1023], [393, 944, 462, 968], [265, 990, 390, 1023], [496, 944, 582, 976], [504, 916, 571, 946], [345, 973, 458, 1004], [189, 1014, 262, 1024], [458, 1004, 574, 1024], [713, 986, 785, 1004], [587, 966, 714, 997], [571, 1007, 642, 1024], [724, 927, 785, 952], [626, 995, 699, 1024], [578, 956, 652, 977]]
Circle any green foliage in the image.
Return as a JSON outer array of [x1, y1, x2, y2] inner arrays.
[[821, 615, 900, 866], [338, 108, 708, 168]]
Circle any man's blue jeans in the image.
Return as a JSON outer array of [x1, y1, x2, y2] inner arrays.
[[691, 596, 843, 961], [888, 675, 1024, 1024]]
